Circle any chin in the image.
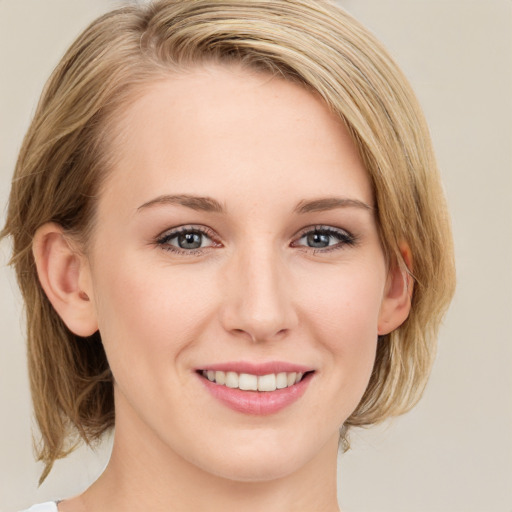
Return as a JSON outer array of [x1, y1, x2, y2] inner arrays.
[[198, 454, 305, 483], [186, 427, 332, 483]]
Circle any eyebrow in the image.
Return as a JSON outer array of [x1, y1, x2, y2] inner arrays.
[[293, 197, 374, 214], [137, 194, 373, 214], [137, 194, 225, 213]]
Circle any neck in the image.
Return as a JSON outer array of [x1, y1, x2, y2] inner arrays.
[[71, 399, 341, 512]]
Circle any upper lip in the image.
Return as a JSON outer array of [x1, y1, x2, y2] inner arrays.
[[197, 361, 314, 376]]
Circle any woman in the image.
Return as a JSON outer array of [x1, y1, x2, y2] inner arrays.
[[2, 0, 455, 510]]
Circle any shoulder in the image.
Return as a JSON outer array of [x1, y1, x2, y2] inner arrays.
[[19, 503, 58, 512]]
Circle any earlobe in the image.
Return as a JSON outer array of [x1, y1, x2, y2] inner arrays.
[[32, 223, 98, 337], [377, 243, 414, 336]]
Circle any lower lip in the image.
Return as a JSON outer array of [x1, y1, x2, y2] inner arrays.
[[198, 373, 313, 415]]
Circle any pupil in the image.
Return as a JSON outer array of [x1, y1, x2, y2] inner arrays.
[[178, 232, 202, 249], [308, 232, 330, 248]]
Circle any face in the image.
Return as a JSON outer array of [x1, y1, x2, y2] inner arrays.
[[83, 64, 398, 482]]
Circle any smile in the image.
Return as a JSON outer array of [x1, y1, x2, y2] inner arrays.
[[200, 370, 305, 392], [197, 362, 314, 415]]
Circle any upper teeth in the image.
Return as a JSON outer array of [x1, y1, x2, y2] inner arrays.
[[202, 370, 304, 392]]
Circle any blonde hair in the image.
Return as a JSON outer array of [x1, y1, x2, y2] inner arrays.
[[1, 0, 455, 482]]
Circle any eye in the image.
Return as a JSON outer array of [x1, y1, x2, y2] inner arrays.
[[156, 226, 220, 254], [292, 226, 356, 252]]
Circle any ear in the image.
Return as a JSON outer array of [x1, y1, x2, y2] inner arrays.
[[377, 243, 414, 336], [32, 223, 98, 337]]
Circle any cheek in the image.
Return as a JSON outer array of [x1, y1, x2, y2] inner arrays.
[[298, 262, 385, 398], [301, 260, 385, 341], [90, 256, 216, 380]]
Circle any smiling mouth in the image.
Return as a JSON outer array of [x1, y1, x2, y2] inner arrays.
[[198, 370, 312, 392]]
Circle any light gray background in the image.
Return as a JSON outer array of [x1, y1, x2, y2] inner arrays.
[[1, 1, 511, 511]]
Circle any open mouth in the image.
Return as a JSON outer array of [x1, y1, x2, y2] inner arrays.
[[198, 369, 313, 392]]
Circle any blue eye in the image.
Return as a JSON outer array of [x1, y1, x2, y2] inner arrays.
[[156, 224, 355, 256], [294, 226, 356, 251], [174, 231, 205, 249], [157, 226, 218, 253]]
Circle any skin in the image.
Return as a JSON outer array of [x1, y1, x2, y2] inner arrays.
[[34, 64, 411, 512]]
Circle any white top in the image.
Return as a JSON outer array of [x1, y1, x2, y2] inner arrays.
[[20, 503, 58, 512]]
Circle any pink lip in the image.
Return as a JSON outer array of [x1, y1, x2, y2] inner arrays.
[[196, 361, 314, 416], [198, 360, 312, 376]]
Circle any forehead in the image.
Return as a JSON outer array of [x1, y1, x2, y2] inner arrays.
[[100, 64, 373, 212]]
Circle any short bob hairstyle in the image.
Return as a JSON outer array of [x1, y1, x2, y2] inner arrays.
[[2, 0, 455, 482]]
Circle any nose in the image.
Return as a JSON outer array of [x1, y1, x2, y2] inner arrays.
[[219, 246, 299, 343]]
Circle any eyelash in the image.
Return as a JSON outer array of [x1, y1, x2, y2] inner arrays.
[[292, 225, 357, 254], [155, 224, 357, 256], [156, 225, 220, 255]]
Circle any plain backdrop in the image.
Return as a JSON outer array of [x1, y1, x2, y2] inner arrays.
[[1, 1, 511, 511]]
